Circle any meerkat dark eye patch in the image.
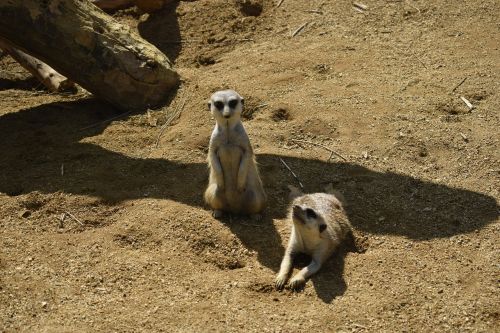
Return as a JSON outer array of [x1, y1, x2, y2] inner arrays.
[[319, 224, 327, 233], [305, 208, 317, 219], [214, 101, 224, 110], [228, 99, 238, 108]]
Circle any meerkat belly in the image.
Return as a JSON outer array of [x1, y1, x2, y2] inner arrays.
[[217, 144, 243, 191]]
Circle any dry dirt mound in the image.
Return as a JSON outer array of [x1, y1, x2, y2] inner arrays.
[[1, 0, 499, 332]]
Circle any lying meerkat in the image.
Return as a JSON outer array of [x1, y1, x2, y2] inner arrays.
[[204, 89, 266, 219], [275, 185, 351, 291]]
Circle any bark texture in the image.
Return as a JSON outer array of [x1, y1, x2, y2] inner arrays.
[[0, 0, 179, 110]]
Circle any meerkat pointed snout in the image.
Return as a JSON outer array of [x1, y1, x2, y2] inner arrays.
[[204, 90, 266, 219]]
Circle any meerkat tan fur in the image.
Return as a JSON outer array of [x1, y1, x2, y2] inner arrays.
[[204, 90, 266, 218], [275, 185, 351, 290]]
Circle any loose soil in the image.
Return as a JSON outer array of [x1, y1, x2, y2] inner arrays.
[[1, 1, 499, 332]]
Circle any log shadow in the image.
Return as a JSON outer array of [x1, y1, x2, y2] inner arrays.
[[258, 156, 499, 240], [138, 2, 182, 63], [0, 76, 43, 91], [0, 101, 498, 275]]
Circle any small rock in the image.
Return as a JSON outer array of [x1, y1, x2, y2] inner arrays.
[[41, 301, 48, 308]]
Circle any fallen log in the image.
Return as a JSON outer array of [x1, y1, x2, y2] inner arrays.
[[0, 0, 179, 110], [0, 37, 75, 92]]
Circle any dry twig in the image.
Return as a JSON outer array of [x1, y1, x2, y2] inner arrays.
[[80, 110, 133, 131], [451, 77, 467, 93], [163, 39, 202, 44], [240, 222, 261, 227], [65, 211, 84, 226], [292, 22, 309, 37], [460, 96, 474, 110], [290, 139, 347, 161], [279, 157, 304, 189], [411, 52, 427, 69], [353, 2, 368, 12], [305, 9, 323, 14], [155, 92, 189, 147], [277, 0, 285, 8]]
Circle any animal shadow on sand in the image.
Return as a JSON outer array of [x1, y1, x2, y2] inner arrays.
[[0, 100, 497, 303]]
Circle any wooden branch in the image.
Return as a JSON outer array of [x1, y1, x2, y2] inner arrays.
[[0, 37, 75, 92], [279, 157, 305, 189], [0, 0, 179, 111], [290, 139, 347, 161]]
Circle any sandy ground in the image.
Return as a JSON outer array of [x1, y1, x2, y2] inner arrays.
[[1, 0, 499, 332]]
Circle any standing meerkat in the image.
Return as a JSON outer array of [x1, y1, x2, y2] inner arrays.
[[204, 89, 266, 219], [275, 186, 352, 291]]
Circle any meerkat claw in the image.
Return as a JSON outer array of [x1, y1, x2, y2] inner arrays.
[[275, 275, 288, 290], [289, 276, 306, 291]]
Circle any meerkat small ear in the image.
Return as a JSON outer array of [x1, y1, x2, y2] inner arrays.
[[323, 183, 347, 208], [240, 98, 244, 106], [287, 185, 303, 201], [207, 101, 211, 110], [319, 224, 327, 233], [323, 183, 335, 194]]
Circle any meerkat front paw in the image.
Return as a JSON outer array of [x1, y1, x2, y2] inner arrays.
[[212, 210, 223, 219], [289, 275, 306, 291], [275, 274, 289, 290]]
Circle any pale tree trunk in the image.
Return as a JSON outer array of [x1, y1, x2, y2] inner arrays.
[[0, 0, 179, 110], [0, 37, 75, 92]]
